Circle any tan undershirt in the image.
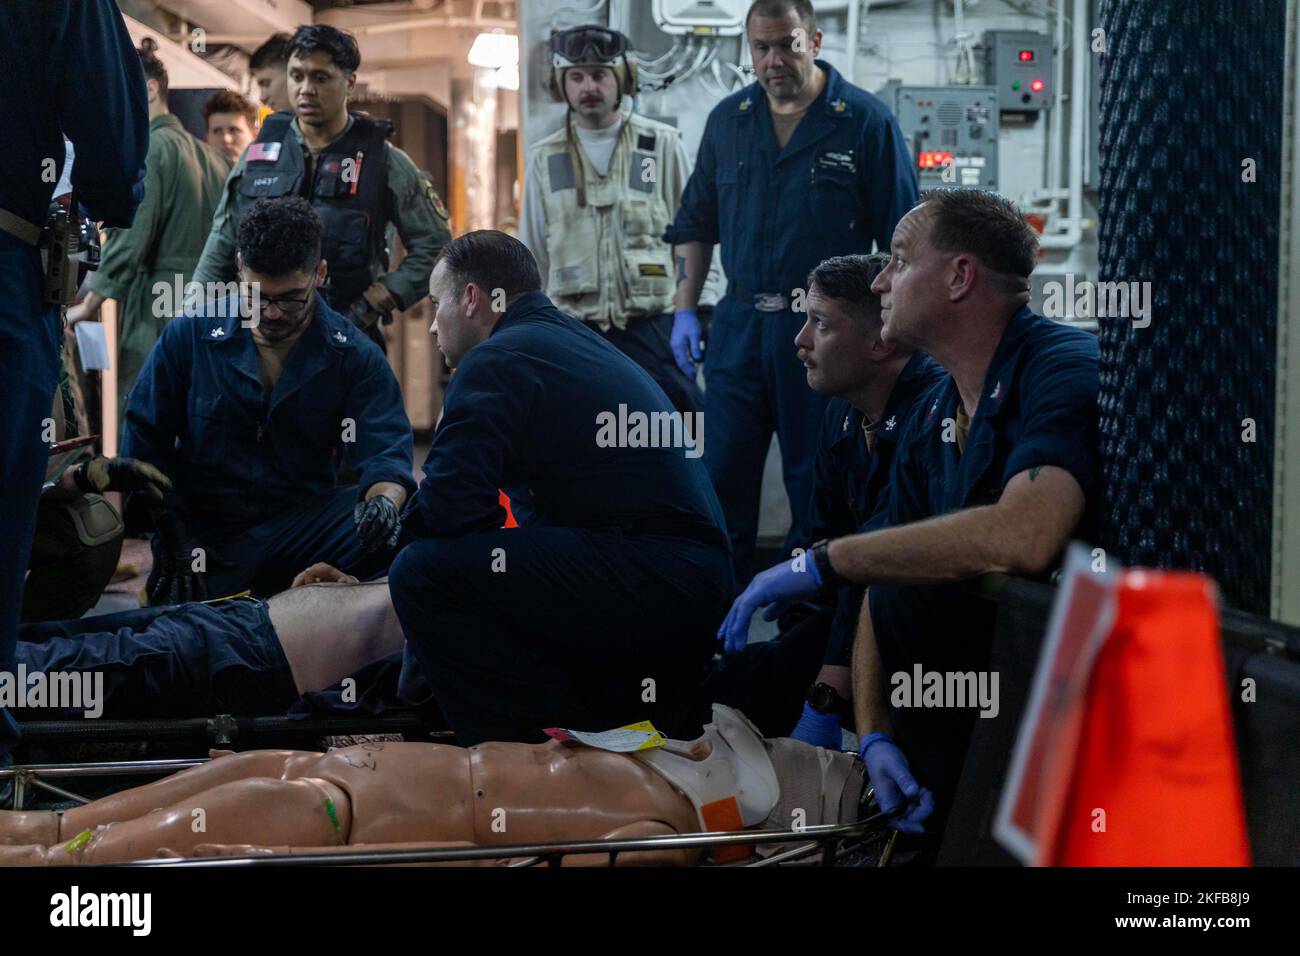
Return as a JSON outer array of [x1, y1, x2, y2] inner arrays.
[[955, 406, 972, 455], [251, 321, 310, 393], [861, 419, 879, 457], [771, 104, 810, 150]]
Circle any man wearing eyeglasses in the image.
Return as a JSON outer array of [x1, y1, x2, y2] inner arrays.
[[122, 198, 416, 604]]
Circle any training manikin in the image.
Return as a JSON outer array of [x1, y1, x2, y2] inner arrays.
[[0, 707, 864, 865]]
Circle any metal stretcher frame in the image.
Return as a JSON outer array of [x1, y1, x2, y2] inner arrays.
[[0, 756, 896, 867], [14, 713, 448, 748], [126, 817, 896, 868], [1, 758, 210, 810]]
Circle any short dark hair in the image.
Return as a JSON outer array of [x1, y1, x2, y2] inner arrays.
[[203, 90, 259, 130], [746, 0, 817, 33], [137, 40, 168, 97], [236, 198, 322, 278], [250, 32, 292, 71], [807, 254, 889, 321], [288, 24, 361, 73], [437, 231, 542, 301], [921, 189, 1039, 280]]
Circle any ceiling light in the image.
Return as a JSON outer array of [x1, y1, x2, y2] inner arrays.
[[468, 31, 518, 70]]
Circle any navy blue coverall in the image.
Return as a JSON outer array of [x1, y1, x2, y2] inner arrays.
[[388, 291, 734, 746], [15, 599, 297, 720], [121, 293, 416, 598], [871, 308, 1100, 829], [665, 60, 918, 585], [683, 352, 943, 737], [0, 0, 148, 761]]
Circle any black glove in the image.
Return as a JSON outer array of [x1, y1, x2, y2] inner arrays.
[[73, 456, 172, 502], [354, 495, 401, 553], [147, 499, 208, 605]]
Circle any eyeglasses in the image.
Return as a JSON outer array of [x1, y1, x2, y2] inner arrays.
[[257, 275, 318, 315], [549, 26, 628, 64]]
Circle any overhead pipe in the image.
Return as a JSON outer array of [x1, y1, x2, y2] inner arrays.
[[1037, 0, 1086, 250]]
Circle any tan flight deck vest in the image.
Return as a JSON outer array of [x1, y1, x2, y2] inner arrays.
[[534, 113, 678, 330]]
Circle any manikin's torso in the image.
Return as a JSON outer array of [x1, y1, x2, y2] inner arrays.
[[286, 740, 699, 846]]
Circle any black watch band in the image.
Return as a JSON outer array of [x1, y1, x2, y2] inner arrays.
[[807, 681, 851, 717], [811, 539, 847, 592]]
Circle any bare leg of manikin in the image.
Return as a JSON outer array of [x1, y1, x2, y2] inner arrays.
[[0, 750, 323, 849]]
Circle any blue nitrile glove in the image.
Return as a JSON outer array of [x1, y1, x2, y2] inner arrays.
[[671, 308, 703, 377], [859, 732, 935, 834], [791, 702, 844, 749], [717, 553, 823, 654]]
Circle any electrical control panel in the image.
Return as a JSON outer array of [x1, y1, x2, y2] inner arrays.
[[880, 83, 999, 192], [652, 0, 748, 36], [982, 30, 1055, 111]]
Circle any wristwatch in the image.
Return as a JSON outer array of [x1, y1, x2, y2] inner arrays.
[[807, 681, 851, 717], [810, 538, 848, 593]]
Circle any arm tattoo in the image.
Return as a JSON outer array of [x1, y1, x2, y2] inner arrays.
[[675, 255, 688, 286], [1029, 466, 1042, 481]]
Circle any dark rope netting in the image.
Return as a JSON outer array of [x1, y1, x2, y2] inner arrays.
[[1095, 0, 1282, 613]]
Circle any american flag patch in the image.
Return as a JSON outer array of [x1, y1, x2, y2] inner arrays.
[[245, 142, 282, 163]]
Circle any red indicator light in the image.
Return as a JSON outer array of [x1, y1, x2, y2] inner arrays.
[[1019, 50, 1034, 61], [918, 151, 954, 169], [1031, 79, 1045, 92]]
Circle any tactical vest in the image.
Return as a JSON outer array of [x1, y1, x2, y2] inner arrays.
[[236, 111, 392, 311], [534, 113, 677, 328]]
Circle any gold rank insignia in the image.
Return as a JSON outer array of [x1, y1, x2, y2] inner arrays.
[[831, 98, 847, 113], [739, 98, 751, 111]]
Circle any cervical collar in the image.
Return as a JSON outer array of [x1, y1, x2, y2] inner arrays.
[[636, 705, 780, 829]]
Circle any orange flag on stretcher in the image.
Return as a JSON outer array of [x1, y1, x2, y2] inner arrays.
[[995, 546, 1250, 866], [1052, 570, 1250, 865]]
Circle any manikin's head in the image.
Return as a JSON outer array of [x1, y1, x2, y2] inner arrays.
[[684, 705, 866, 832], [428, 231, 542, 369], [796, 254, 912, 401], [549, 25, 634, 128], [761, 737, 866, 830], [203, 90, 259, 165], [871, 190, 1037, 356], [250, 33, 292, 113], [746, 0, 822, 102], [286, 25, 360, 131], [236, 198, 327, 343]]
